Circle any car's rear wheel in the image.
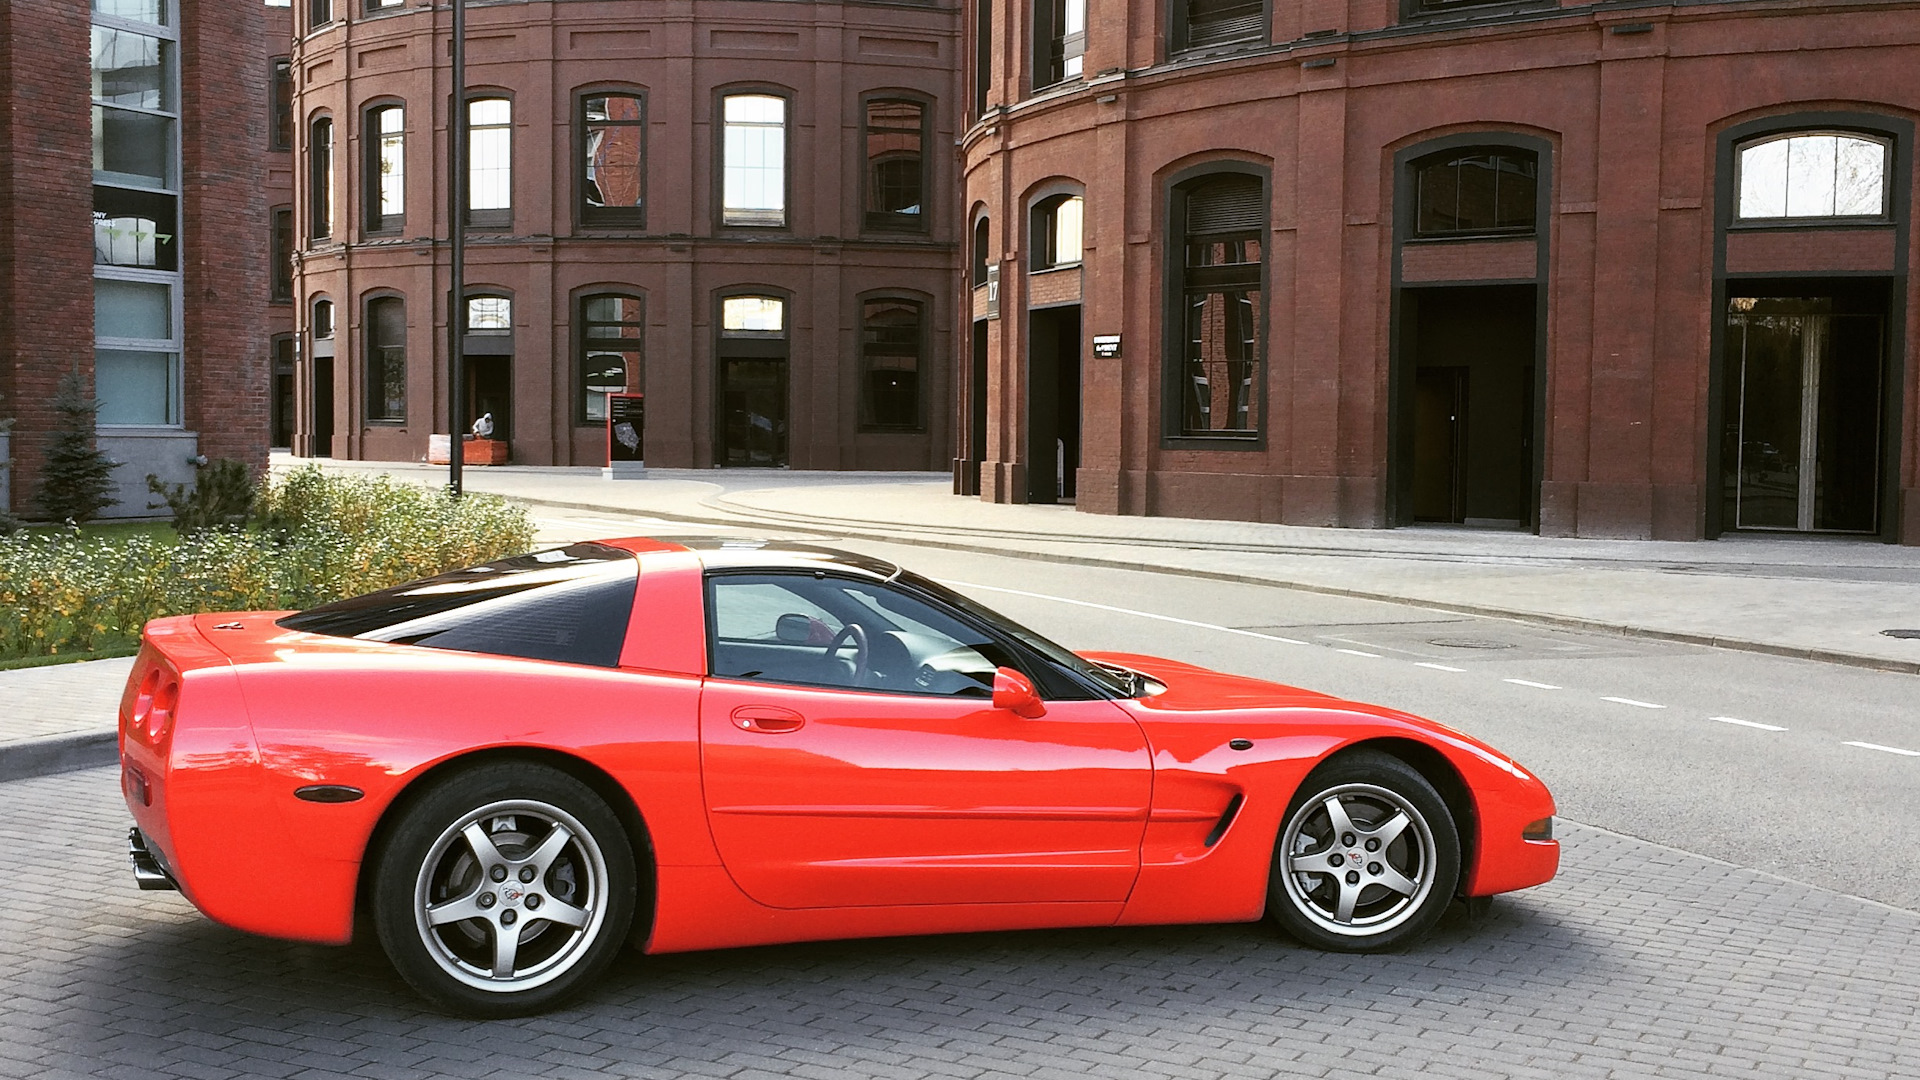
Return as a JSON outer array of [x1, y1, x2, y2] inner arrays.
[[1268, 751, 1459, 952], [372, 762, 635, 1017]]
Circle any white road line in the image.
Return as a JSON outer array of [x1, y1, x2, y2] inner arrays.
[[1414, 662, 1466, 673], [1844, 741, 1920, 757], [1503, 678, 1562, 690], [1711, 716, 1786, 732], [942, 582, 1311, 645], [1601, 697, 1666, 709], [1334, 649, 1382, 658]]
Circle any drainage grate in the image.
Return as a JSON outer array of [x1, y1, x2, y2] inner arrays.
[[1427, 637, 1516, 650], [1882, 629, 1920, 640]]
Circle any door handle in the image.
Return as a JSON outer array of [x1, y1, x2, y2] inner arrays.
[[731, 705, 806, 733]]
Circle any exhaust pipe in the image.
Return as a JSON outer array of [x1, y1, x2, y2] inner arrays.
[[128, 828, 178, 891]]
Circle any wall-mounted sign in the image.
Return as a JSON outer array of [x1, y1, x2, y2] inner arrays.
[[1092, 334, 1121, 358], [985, 265, 1000, 320]]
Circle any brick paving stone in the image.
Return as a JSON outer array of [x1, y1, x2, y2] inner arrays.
[[5, 766, 1920, 1080]]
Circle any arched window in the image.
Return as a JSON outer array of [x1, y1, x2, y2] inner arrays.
[[1413, 147, 1537, 237], [580, 92, 645, 226], [1736, 131, 1889, 220], [364, 294, 406, 421], [721, 93, 787, 227], [1169, 171, 1264, 437], [578, 293, 642, 424], [308, 114, 333, 240], [972, 216, 991, 286], [1031, 194, 1083, 270], [864, 97, 926, 232], [468, 96, 512, 226], [363, 102, 404, 233], [860, 296, 924, 431]]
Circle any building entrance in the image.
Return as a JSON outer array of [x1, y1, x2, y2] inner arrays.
[[1026, 305, 1080, 503], [465, 356, 512, 443], [1721, 293, 1886, 533], [1400, 285, 1536, 526], [720, 358, 789, 467], [310, 357, 334, 457]]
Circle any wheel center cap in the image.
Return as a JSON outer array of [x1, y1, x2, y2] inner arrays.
[[502, 886, 522, 905], [1348, 851, 1363, 867]]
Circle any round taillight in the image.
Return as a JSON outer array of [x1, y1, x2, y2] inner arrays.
[[130, 669, 160, 731], [148, 678, 179, 738]]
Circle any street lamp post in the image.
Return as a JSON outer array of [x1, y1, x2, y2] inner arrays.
[[446, 0, 466, 495]]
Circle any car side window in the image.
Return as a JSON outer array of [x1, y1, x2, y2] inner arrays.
[[708, 573, 1020, 696]]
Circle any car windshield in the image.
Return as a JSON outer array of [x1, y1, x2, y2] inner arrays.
[[900, 571, 1137, 697]]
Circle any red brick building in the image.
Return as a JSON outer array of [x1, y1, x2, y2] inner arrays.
[[287, 0, 962, 470], [0, 0, 268, 518], [959, 0, 1920, 542]]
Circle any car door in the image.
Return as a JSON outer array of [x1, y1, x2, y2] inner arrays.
[[699, 571, 1153, 909]]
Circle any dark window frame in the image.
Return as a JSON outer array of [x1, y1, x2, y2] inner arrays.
[[1029, 191, 1084, 271], [308, 112, 333, 242], [575, 87, 648, 230], [972, 0, 992, 120], [270, 206, 293, 303], [972, 214, 991, 286], [575, 290, 645, 427], [861, 93, 931, 235], [465, 92, 514, 230], [268, 57, 293, 152], [714, 85, 796, 232], [1410, 145, 1539, 239], [361, 99, 406, 236], [307, 0, 333, 33], [1160, 162, 1269, 449], [1400, 0, 1554, 22], [857, 291, 929, 433], [363, 291, 407, 423], [1031, 0, 1085, 92], [1729, 128, 1895, 227], [1169, 0, 1269, 57]]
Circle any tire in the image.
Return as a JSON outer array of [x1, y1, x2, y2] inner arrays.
[[1267, 750, 1460, 952], [372, 762, 637, 1017]]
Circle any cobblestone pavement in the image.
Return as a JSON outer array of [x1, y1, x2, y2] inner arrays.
[[0, 657, 132, 743], [5, 767, 1915, 1080]]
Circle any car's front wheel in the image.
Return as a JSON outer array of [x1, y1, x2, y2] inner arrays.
[[372, 762, 636, 1016], [1268, 751, 1460, 952]]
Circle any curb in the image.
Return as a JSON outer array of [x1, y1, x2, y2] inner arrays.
[[517, 493, 1920, 678], [0, 731, 117, 784]]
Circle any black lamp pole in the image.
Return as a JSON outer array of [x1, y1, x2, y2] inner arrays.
[[446, 0, 467, 495]]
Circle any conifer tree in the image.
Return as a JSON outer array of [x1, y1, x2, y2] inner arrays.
[[36, 371, 119, 524]]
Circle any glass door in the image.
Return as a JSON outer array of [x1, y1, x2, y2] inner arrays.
[[720, 358, 788, 467], [1723, 299, 1883, 533]]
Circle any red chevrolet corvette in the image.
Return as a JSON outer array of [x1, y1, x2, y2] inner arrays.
[[119, 538, 1558, 1015]]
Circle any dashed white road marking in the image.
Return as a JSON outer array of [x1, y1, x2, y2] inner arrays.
[[1601, 697, 1665, 709], [1414, 662, 1466, 672], [942, 582, 1311, 645], [1712, 716, 1786, 732], [1334, 649, 1382, 658], [1504, 678, 1562, 690], [1844, 741, 1920, 757]]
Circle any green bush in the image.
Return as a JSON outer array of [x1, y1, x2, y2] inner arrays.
[[0, 466, 535, 659], [147, 458, 258, 534]]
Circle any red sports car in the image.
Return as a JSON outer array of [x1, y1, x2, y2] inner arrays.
[[119, 538, 1558, 1016]]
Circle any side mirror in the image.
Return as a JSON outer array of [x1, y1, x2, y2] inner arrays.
[[992, 667, 1047, 719]]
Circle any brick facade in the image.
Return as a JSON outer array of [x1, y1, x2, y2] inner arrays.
[[961, 0, 1920, 543]]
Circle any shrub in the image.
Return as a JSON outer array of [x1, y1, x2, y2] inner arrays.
[[0, 466, 535, 659], [147, 458, 258, 534], [36, 372, 119, 525]]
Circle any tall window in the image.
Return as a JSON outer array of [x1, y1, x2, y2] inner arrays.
[[972, 0, 992, 119], [1736, 132, 1889, 221], [362, 104, 404, 233], [311, 296, 334, 345], [722, 93, 786, 227], [1033, 0, 1085, 89], [1031, 194, 1083, 269], [1173, 173, 1264, 437], [1413, 147, 1537, 237], [1173, 0, 1266, 54], [308, 0, 331, 31], [269, 57, 293, 151], [581, 92, 645, 226], [93, 0, 182, 427], [864, 98, 926, 232], [271, 207, 292, 302], [972, 217, 991, 285], [309, 114, 333, 240], [579, 294, 643, 423], [468, 97, 511, 226], [365, 295, 406, 421], [860, 298, 924, 431]]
